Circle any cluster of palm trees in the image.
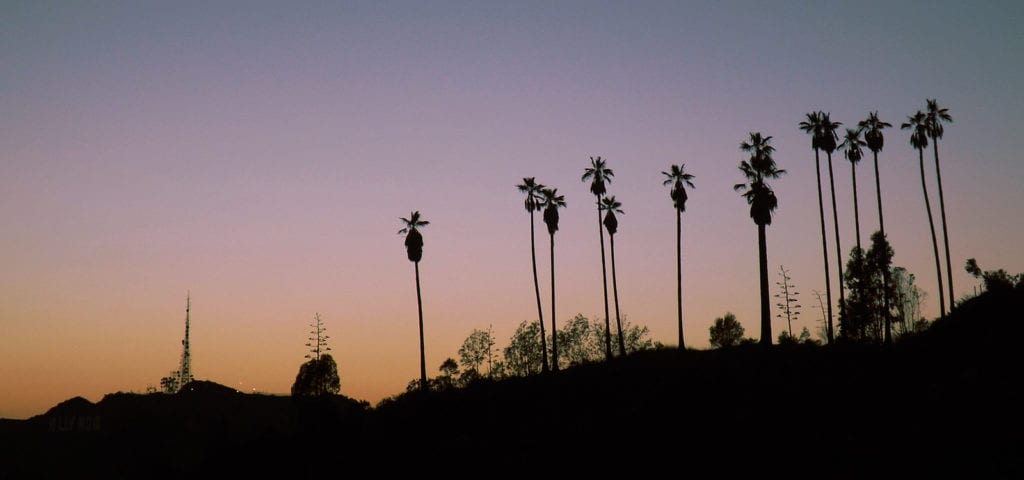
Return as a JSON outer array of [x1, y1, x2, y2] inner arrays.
[[396, 99, 954, 388], [799, 99, 954, 345]]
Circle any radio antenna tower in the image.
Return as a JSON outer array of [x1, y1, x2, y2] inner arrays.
[[177, 292, 194, 389]]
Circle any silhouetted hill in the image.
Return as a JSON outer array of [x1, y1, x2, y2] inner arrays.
[[2, 286, 1021, 478]]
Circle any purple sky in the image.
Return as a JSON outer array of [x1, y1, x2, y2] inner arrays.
[[2, 0, 1022, 419]]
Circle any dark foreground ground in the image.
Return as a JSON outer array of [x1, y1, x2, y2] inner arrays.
[[3, 287, 1022, 478]]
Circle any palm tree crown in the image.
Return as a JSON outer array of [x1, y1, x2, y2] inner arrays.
[[902, 111, 929, 150], [799, 111, 824, 150], [541, 188, 566, 234], [582, 156, 614, 196], [662, 164, 695, 211], [841, 128, 866, 165], [735, 133, 785, 226], [398, 211, 430, 262], [818, 112, 842, 154], [925, 99, 953, 140], [600, 196, 624, 235], [859, 111, 891, 154], [516, 177, 545, 213]]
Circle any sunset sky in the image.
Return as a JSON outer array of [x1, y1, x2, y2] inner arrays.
[[2, 1, 1022, 419]]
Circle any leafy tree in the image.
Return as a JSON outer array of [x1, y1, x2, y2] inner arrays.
[[516, 177, 549, 372], [292, 354, 340, 396], [964, 258, 1022, 293], [735, 132, 786, 345], [504, 320, 545, 377], [662, 163, 696, 348], [902, 112, 946, 318], [840, 232, 895, 343], [582, 156, 615, 360], [799, 111, 835, 344], [892, 266, 926, 337], [859, 111, 893, 342], [926, 99, 955, 309], [436, 358, 459, 390], [541, 187, 567, 372], [709, 312, 744, 348], [601, 195, 627, 356], [458, 327, 497, 379], [399, 211, 430, 392], [556, 314, 602, 367]]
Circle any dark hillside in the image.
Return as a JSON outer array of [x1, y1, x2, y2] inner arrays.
[[2, 286, 1021, 478]]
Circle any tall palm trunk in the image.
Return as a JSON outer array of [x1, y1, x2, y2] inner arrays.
[[530, 210, 549, 373], [550, 231, 558, 372], [933, 143, 954, 310], [815, 149, 835, 343], [873, 151, 892, 343], [597, 198, 612, 360], [676, 207, 684, 348], [415, 262, 427, 393], [826, 152, 845, 320], [758, 224, 771, 345], [610, 232, 626, 356], [851, 162, 861, 252], [918, 148, 947, 318]]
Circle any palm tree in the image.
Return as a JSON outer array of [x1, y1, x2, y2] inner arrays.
[[798, 112, 834, 344], [540, 188, 566, 371], [858, 111, 893, 342], [600, 195, 627, 356], [841, 127, 868, 251], [902, 111, 946, 318], [736, 132, 786, 345], [516, 178, 549, 372], [819, 112, 846, 325], [926, 99, 955, 310], [399, 211, 430, 392], [661, 164, 695, 349], [581, 156, 615, 360]]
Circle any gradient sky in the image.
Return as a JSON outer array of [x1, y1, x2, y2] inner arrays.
[[2, 1, 1022, 419]]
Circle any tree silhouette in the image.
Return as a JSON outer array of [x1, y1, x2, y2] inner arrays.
[[662, 164, 695, 349], [399, 211, 430, 392], [581, 156, 615, 361], [541, 187, 566, 372], [601, 195, 627, 357], [926, 99, 955, 310], [858, 111, 894, 342], [709, 312, 744, 348], [799, 111, 835, 344], [840, 127, 868, 251], [516, 177, 549, 373], [902, 112, 946, 318], [735, 132, 786, 345]]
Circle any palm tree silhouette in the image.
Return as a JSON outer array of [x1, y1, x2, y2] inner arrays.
[[399, 211, 430, 392], [926, 99, 955, 310], [902, 111, 946, 318], [819, 112, 846, 324], [661, 164, 695, 349], [735, 132, 786, 345], [540, 188, 566, 371], [858, 111, 893, 342], [600, 195, 627, 357], [581, 156, 615, 361], [799, 112, 835, 344], [516, 177, 549, 373], [840, 127, 868, 251]]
